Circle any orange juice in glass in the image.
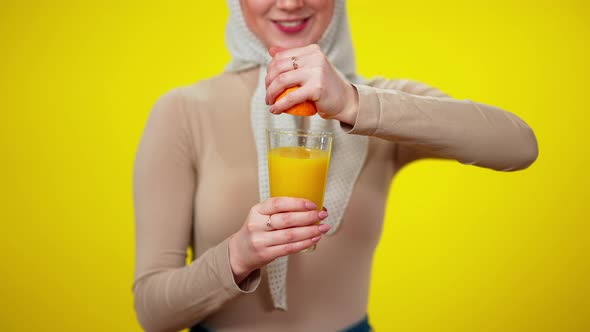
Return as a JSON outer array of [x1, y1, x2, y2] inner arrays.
[[267, 129, 333, 252]]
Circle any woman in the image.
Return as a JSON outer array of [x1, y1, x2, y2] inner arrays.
[[133, 1, 538, 331]]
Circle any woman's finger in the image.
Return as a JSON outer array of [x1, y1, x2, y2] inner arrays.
[[265, 223, 331, 246], [272, 44, 322, 60], [266, 69, 309, 106], [268, 46, 286, 57], [265, 52, 316, 89], [265, 236, 322, 258], [269, 210, 328, 230], [257, 197, 317, 215]]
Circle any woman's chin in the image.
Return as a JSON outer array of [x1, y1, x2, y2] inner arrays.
[[267, 38, 316, 50]]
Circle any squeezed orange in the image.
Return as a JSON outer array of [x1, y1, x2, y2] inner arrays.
[[276, 87, 317, 116]]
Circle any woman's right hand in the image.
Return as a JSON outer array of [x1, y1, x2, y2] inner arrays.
[[228, 197, 330, 283]]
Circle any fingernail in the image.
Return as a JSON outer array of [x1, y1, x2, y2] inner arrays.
[[305, 201, 317, 210], [318, 211, 328, 219], [318, 224, 331, 233], [311, 236, 322, 242], [269, 107, 274, 113]]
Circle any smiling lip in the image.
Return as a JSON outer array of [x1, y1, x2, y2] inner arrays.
[[272, 17, 311, 33]]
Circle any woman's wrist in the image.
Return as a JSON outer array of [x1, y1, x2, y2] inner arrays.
[[335, 83, 359, 126], [228, 233, 253, 284]]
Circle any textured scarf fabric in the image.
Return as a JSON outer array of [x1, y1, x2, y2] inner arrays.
[[224, 0, 368, 310]]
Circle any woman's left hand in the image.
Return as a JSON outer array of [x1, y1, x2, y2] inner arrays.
[[265, 44, 358, 125]]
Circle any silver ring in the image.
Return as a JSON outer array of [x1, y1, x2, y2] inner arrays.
[[266, 215, 274, 229], [291, 56, 298, 70]]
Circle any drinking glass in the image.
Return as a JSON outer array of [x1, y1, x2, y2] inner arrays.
[[267, 129, 333, 252]]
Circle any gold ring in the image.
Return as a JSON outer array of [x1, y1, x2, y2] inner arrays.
[[291, 56, 298, 70]]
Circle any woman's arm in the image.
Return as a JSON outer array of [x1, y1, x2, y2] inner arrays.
[[133, 90, 260, 332], [265, 45, 538, 172], [344, 78, 538, 171]]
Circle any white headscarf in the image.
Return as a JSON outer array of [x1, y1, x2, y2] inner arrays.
[[225, 0, 368, 310]]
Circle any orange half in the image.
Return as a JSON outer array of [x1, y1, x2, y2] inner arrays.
[[276, 87, 317, 116]]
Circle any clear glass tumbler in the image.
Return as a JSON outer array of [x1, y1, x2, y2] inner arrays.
[[267, 129, 333, 252]]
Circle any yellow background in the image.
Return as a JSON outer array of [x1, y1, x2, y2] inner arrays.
[[1, 1, 588, 331]]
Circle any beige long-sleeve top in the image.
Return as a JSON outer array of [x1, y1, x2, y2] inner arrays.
[[133, 67, 537, 332]]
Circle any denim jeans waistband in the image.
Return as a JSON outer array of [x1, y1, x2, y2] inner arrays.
[[190, 314, 371, 332]]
